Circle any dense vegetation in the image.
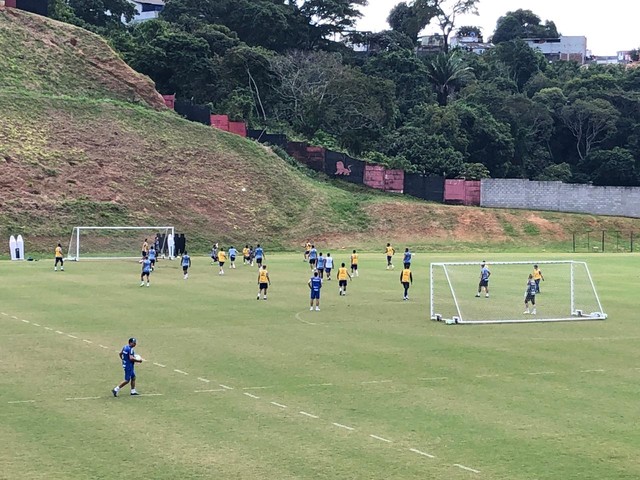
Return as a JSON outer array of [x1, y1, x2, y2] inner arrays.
[[49, 0, 640, 186]]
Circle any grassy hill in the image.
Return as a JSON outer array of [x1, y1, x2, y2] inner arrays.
[[1, 7, 640, 255]]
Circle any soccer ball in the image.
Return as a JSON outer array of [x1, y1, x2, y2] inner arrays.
[[134, 354, 143, 362]]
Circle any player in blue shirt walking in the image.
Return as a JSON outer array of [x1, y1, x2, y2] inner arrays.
[[324, 253, 334, 281], [112, 337, 143, 397], [308, 270, 322, 311], [475, 261, 491, 298], [403, 248, 412, 269], [182, 251, 191, 280], [308, 245, 318, 270], [228, 246, 238, 269], [139, 254, 151, 287], [316, 252, 326, 278], [254, 244, 264, 268], [148, 246, 157, 271]]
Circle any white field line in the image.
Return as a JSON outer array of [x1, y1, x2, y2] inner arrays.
[[270, 402, 287, 408], [581, 369, 605, 373], [361, 380, 393, 385], [99, 345, 109, 349], [219, 384, 234, 390], [306, 383, 333, 387], [527, 371, 555, 376], [454, 464, 480, 474], [1, 312, 8, 316], [138, 393, 163, 397], [409, 448, 435, 459], [8, 400, 36, 404], [83, 339, 93, 344], [420, 377, 448, 381], [244, 393, 260, 399], [21, 319, 29, 323], [332, 422, 355, 431], [65, 396, 101, 401], [153, 362, 166, 368], [197, 377, 210, 383], [56, 331, 64, 334], [295, 311, 318, 326], [243, 386, 273, 390], [300, 411, 319, 419], [67, 334, 78, 339], [370, 434, 392, 443], [44, 327, 52, 331], [11, 316, 18, 319], [475, 374, 500, 378], [173, 369, 188, 375], [32, 323, 40, 327], [194, 389, 225, 393]]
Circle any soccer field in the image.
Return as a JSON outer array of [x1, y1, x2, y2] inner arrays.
[[1, 253, 639, 479]]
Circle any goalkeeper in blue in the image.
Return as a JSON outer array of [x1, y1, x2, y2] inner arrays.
[[523, 274, 537, 315]]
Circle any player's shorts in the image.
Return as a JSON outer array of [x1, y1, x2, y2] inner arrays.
[[256, 257, 263, 265], [150, 259, 156, 265], [479, 279, 489, 287], [310, 290, 320, 300], [309, 259, 317, 266], [259, 282, 268, 290], [402, 281, 410, 289], [317, 268, 324, 274], [244, 256, 250, 261], [387, 256, 393, 264], [525, 293, 536, 304], [219, 262, 225, 267], [305, 250, 310, 256], [55, 256, 63, 264], [339, 280, 347, 287], [325, 268, 331, 275], [182, 266, 189, 273], [141, 251, 146, 257], [124, 367, 136, 381], [142, 270, 150, 276], [351, 264, 358, 270], [230, 256, 236, 262], [404, 262, 411, 269]]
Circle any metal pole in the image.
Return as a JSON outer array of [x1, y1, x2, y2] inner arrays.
[[632, 232, 634, 253], [587, 232, 590, 251], [572, 233, 576, 253], [602, 230, 605, 253], [616, 231, 619, 252]]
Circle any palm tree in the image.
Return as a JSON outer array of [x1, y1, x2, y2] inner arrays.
[[425, 52, 474, 106]]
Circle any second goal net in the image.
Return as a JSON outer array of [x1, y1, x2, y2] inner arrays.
[[430, 261, 607, 325]]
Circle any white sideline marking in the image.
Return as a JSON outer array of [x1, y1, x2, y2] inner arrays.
[[306, 383, 333, 387], [454, 464, 480, 474], [295, 311, 318, 326], [420, 377, 448, 381], [300, 411, 319, 419], [410, 448, 435, 459], [581, 369, 605, 373], [8, 400, 36, 404], [11, 316, 18, 319], [370, 434, 391, 443], [527, 371, 555, 376], [32, 323, 40, 327], [333, 423, 355, 431], [1, 312, 8, 316], [65, 396, 101, 401], [219, 384, 233, 390], [174, 369, 188, 375], [197, 377, 210, 383], [44, 327, 52, 331], [21, 319, 30, 324], [194, 389, 225, 393], [244, 393, 260, 399], [270, 402, 287, 409], [475, 374, 500, 378], [56, 331, 64, 334], [99, 345, 109, 349], [138, 393, 163, 397], [361, 380, 393, 385], [83, 339, 93, 344], [243, 386, 272, 390], [153, 362, 166, 368], [67, 334, 78, 339]]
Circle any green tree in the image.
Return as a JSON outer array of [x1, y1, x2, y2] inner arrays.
[[432, 0, 479, 53], [489, 38, 547, 91], [425, 52, 474, 106], [561, 99, 620, 162], [535, 163, 572, 182], [492, 9, 559, 44], [586, 148, 638, 186], [387, 1, 438, 41], [68, 0, 136, 27]]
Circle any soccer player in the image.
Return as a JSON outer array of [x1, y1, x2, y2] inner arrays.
[[148, 245, 157, 271], [255, 244, 264, 267], [141, 238, 149, 257], [309, 245, 318, 270], [217, 247, 227, 275], [316, 252, 326, 278], [337, 262, 352, 296], [112, 337, 143, 397], [532, 264, 544, 293], [385, 243, 395, 269], [350, 250, 359, 277], [182, 250, 191, 279], [325, 253, 334, 281], [257, 265, 271, 300], [243, 245, 250, 265], [304, 241, 311, 262], [308, 270, 322, 311], [403, 247, 412, 269], [228, 246, 238, 269], [54, 243, 64, 271], [400, 266, 413, 300], [210, 243, 218, 265], [139, 254, 151, 287], [524, 274, 537, 314], [475, 262, 491, 298]]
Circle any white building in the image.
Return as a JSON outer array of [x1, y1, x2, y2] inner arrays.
[[126, 0, 164, 23], [524, 36, 588, 64]]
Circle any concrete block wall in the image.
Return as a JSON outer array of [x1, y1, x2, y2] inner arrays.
[[481, 179, 640, 218]]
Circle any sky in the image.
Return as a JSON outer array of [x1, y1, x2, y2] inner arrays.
[[355, 0, 640, 56]]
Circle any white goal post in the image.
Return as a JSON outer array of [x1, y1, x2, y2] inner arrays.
[[430, 260, 607, 325], [67, 226, 175, 261]]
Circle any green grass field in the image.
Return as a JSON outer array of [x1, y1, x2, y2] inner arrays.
[[1, 252, 639, 479]]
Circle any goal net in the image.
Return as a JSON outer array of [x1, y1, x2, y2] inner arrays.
[[67, 226, 175, 261], [430, 261, 607, 325]]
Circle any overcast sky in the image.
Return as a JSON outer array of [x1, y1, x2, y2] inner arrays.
[[355, 0, 640, 56]]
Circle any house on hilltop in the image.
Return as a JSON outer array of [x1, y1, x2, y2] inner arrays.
[[126, 0, 164, 23], [524, 36, 587, 64]]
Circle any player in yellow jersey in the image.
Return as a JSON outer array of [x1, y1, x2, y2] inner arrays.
[[141, 238, 149, 257], [257, 265, 271, 300], [337, 262, 352, 296], [400, 266, 413, 300], [243, 245, 250, 265], [304, 241, 312, 262], [532, 264, 544, 293], [54, 243, 64, 271], [217, 247, 227, 275], [385, 243, 395, 269], [350, 250, 359, 277]]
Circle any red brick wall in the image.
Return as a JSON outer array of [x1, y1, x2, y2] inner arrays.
[[228, 121, 247, 137], [384, 169, 404, 193], [210, 114, 230, 131], [444, 179, 480, 205], [364, 165, 385, 189], [161, 94, 175, 110], [6, 0, 17, 7]]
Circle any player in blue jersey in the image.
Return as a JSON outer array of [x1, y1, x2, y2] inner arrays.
[[324, 253, 334, 281], [403, 248, 412, 269], [228, 246, 238, 269], [475, 261, 491, 298], [182, 251, 191, 279], [316, 252, 326, 278], [308, 270, 322, 311], [308, 245, 318, 270], [148, 246, 157, 271], [254, 244, 264, 267], [523, 274, 537, 314], [112, 337, 143, 397], [139, 254, 151, 287]]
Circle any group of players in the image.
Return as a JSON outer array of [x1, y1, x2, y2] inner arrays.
[[474, 262, 545, 315]]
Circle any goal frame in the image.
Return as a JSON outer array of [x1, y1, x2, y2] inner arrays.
[[429, 260, 607, 325], [67, 226, 175, 261]]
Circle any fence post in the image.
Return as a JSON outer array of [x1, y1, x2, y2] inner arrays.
[[601, 230, 605, 253], [587, 232, 590, 251], [632, 232, 634, 253], [572, 233, 576, 253]]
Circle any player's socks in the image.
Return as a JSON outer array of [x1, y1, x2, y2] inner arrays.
[[532, 308, 536, 314], [140, 282, 144, 287], [263, 296, 267, 300], [523, 309, 529, 314], [315, 307, 320, 311], [54, 267, 57, 271], [257, 293, 260, 300], [485, 294, 489, 298], [146, 282, 150, 287], [310, 306, 314, 311], [61, 267, 64, 271]]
